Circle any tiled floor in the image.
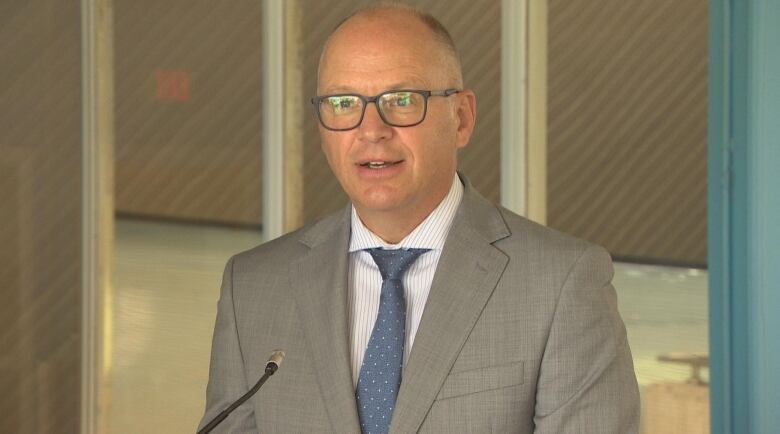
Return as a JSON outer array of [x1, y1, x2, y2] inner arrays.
[[109, 218, 708, 433]]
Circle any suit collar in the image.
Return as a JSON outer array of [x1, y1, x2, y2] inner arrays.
[[298, 205, 351, 249], [290, 208, 362, 433], [452, 173, 511, 244], [390, 177, 511, 433]]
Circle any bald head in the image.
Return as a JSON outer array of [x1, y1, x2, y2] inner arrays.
[[317, 4, 464, 91]]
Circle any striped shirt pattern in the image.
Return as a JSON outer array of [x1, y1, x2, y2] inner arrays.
[[347, 175, 464, 387]]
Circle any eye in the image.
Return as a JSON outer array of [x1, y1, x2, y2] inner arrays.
[[385, 92, 414, 108], [327, 96, 361, 113]]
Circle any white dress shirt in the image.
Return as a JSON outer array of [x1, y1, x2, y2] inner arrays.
[[347, 174, 464, 387]]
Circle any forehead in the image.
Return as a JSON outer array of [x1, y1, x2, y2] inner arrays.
[[318, 13, 447, 93]]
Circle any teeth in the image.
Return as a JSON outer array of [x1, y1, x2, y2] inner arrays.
[[368, 161, 387, 169]]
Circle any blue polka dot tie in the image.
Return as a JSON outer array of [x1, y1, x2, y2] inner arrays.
[[356, 248, 429, 434]]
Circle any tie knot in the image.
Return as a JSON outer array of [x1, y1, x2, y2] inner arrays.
[[366, 248, 429, 281]]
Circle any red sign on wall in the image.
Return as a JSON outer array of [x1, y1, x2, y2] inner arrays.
[[155, 70, 190, 102]]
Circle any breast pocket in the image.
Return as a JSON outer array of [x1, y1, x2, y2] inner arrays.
[[436, 360, 525, 400]]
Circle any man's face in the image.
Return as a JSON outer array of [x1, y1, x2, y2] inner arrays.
[[317, 13, 475, 221]]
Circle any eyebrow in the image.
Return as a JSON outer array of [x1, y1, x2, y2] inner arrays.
[[320, 81, 431, 95]]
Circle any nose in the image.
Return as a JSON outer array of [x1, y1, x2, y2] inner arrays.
[[358, 102, 393, 142]]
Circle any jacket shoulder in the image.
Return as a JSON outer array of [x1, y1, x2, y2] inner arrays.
[[495, 206, 611, 265], [229, 209, 346, 273]]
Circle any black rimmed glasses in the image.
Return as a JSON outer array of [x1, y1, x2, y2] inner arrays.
[[311, 89, 461, 131]]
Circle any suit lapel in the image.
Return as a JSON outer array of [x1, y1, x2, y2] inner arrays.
[[390, 184, 510, 434], [290, 209, 362, 433]]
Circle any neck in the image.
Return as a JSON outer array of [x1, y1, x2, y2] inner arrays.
[[356, 184, 452, 244], [357, 210, 429, 244]]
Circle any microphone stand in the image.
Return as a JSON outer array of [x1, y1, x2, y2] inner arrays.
[[197, 359, 281, 434]]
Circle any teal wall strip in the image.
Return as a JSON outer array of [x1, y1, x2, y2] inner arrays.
[[726, 0, 752, 431], [707, 0, 730, 430], [746, 1, 780, 432], [709, 1, 780, 433]]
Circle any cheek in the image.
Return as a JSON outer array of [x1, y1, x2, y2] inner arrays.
[[320, 134, 348, 169], [407, 124, 459, 168], [320, 141, 337, 164]]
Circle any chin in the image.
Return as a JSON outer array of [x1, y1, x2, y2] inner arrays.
[[356, 198, 402, 213], [353, 191, 407, 214]]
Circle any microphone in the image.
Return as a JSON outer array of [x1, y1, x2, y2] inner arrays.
[[265, 349, 285, 374], [197, 350, 286, 434]]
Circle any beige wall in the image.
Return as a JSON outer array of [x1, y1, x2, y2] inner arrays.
[[114, 0, 264, 226], [111, 0, 708, 264], [112, 0, 502, 227], [0, 3, 83, 433], [547, 0, 708, 265]]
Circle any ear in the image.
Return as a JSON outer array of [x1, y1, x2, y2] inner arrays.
[[454, 89, 477, 149]]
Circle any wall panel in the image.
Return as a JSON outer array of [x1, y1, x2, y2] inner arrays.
[[547, 0, 708, 265], [0, 3, 83, 432], [114, 0, 263, 226]]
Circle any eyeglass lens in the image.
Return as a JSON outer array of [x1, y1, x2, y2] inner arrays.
[[318, 91, 426, 130]]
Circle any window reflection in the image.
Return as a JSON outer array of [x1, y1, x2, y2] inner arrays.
[[614, 262, 709, 433]]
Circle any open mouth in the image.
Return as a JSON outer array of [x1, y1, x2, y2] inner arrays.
[[359, 160, 403, 169]]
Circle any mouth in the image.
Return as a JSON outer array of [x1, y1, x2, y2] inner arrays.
[[358, 160, 404, 170]]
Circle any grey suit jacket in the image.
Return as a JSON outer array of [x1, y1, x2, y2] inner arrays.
[[199, 181, 640, 433]]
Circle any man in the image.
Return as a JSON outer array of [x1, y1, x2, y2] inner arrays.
[[200, 4, 640, 433]]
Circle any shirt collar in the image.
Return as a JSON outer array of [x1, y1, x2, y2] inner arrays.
[[349, 174, 464, 252]]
